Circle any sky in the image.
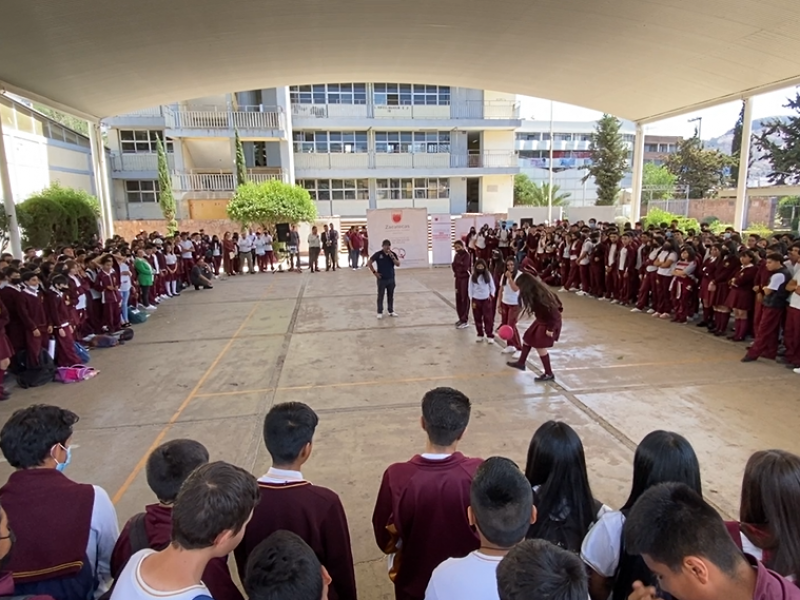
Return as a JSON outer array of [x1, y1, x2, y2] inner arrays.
[[518, 86, 799, 139]]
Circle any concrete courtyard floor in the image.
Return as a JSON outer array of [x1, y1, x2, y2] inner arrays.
[[1, 266, 799, 599]]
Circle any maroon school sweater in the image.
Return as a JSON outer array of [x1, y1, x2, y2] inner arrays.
[[234, 480, 357, 600], [110, 504, 243, 600], [372, 453, 483, 600]]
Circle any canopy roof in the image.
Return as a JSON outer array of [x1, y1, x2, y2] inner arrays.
[[2, 0, 800, 121]]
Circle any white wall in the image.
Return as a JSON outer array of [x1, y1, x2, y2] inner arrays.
[[482, 130, 515, 152], [481, 175, 514, 213]]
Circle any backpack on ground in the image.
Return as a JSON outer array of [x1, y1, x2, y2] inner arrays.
[[73, 342, 90, 363], [89, 335, 118, 348], [129, 309, 148, 324], [54, 365, 98, 384], [115, 328, 134, 342], [14, 350, 56, 389]]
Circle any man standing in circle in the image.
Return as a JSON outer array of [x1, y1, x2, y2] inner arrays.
[[369, 239, 400, 319]]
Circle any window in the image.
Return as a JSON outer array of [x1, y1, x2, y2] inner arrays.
[[289, 83, 367, 105], [125, 180, 160, 203], [553, 133, 573, 142], [516, 133, 541, 141], [376, 178, 449, 200], [119, 130, 173, 153], [374, 131, 450, 153], [373, 84, 450, 106], [645, 144, 659, 153], [298, 179, 369, 201], [292, 131, 368, 153]]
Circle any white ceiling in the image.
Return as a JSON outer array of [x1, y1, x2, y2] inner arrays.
[[2, 0, 800, 121]]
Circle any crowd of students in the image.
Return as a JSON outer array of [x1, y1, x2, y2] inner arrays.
[[0, 388, 798, 600], [452, 218, 800, 375]]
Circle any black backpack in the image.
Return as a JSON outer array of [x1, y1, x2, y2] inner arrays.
[[14, 350, 56, 389], [527, 493, 602, 553]]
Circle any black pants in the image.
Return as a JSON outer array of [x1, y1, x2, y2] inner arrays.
[[309, 247, 321, 272], [140, 285, 151, 307], [324, 248, 336, 270], [377, 278, 396, 314]]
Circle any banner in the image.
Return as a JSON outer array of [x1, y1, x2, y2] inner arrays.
[[367, 208, 429, 269], [431, 214, 452, 265]]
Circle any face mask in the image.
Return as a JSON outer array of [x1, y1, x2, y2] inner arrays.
[[723, 233, 731, 239], [55, 444, 72, 472], [0, 528, 16, 572], [476, 268, 485, 272]]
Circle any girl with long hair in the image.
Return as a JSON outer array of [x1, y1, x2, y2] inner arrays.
[[506, 272, 562, 382], [497, 257, 523, 358], [524, 421, 608, 552], [469, 258, 496, 342], [708, 242, 741, 336], [725, 248, 758, 341], [582, 430, 702, 600], [726, 449, 800, 581], [670, 245, 697, 323], [209, 234, 222, 276]]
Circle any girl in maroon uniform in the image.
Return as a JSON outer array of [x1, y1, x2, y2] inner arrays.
[[0, 273, 14, 400], [95, 254, 121, 333], [506, 273, 563, 382], [709, 243, 741, 336], [670, 246, 697, 323], [725, 250, 758, 341], [44, 274, 82, 367], [696, 244, 719, 328]]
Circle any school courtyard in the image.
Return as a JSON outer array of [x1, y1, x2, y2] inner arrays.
[[0, 267, 797, 598]]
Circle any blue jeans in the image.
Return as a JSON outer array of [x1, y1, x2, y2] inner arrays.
[[350, 249, 360, 268], [377, 278, 396, 314], [120, 290, 130, 323]]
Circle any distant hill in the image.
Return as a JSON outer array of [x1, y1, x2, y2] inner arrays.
[[703, 116, 790, 181]]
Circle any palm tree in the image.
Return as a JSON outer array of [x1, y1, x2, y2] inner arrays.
[[514, 176, 570, 207]]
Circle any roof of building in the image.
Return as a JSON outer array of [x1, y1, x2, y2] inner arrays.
[[1, 0, 798, 121]]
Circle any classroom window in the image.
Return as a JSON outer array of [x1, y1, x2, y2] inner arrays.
[[125, 180, 160, 203], [289, 83, 368, 105], [119, 130, 173, 154], [292, 131, 368, 153], [373, 84, 450, 106], [515, 133, 541, 141], [374, 131, 450, 153], [297, 179, 369, 201], [376, 178, 449, 200]]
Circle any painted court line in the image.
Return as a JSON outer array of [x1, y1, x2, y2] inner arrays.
[[111, 285, 273, 505]]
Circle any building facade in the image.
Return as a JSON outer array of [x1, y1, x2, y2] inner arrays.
[[0, 94, 98, 204], [102, 84, 521, 220]]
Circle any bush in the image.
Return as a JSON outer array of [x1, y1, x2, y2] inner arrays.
[[227, 181, 317, 229], [743, 222, 773, 238], [17, 183, 99, 248], [700, 215, 720, 225], [642, 208, 700, 233]]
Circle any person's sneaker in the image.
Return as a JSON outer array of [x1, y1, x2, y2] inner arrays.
[[457, 322, 470, 329], [506, 361, 525, 371], [741, 355, 756, 363], [652, 312, 661, 318], [534, 373, 555, 382], [0, 391, 10, 401], [631, 307, 642, 313], [145, 305, 158, 311], [646, 308, 656, 314], [512, 351, 522, 360], [502, 346, 517, 355], [598, 297, 608, 301], [486, 337, 496, 345], [377, 313, 383, 320], [557, 287, 567, 293], [610, 299, 619, 304], [476, 336, 485, 343], [659, 313, 671, 319], [454, 321, 463, 327], [575, 291, 586, 297], [794, 367, 800, 374], [389, 312, 399, 317]]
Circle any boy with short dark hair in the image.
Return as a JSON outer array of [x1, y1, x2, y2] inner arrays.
[[373, 387, 483, 600], [234, 402, 357, 600], [111, 461, 259, 600], [425, 457, 535, 600], [496, 539, 589, 600], [110, 439, 243, 600], [623, 483, 800, 600], [743, 252, 792, 363], [244, 530, 331, 600]]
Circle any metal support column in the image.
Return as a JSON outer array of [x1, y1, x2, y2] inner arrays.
[[734, 98, 754, 232], [89, 123, 114, 239], [0, 115, 22, 257], [630, 123, 645, 223]]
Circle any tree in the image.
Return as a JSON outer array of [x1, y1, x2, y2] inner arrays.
[[234, 129, 248, 187], [664, 136, 734, 199], [730, 101, 745, 187], [583, 114, 629, 206], [156, 138, 178, 235], [32, 104, 89, 137], [513, 176, 570, 206], [641, 163, 677, 200], [755, 93, 800, 185], [16, 183, 99, 248], [513, 174, 537, 206], [227, 181, 317, 229]]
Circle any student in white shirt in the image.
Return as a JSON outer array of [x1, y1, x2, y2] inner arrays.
[[425, 457, 535, 600], [111, 462, 259, 600], [581, 430, 702, 600], [468, 259, 497, 343], [254, 232, 267, 273], [497, 257, 523, 359], [237, 232, 254, 274], [117, 253, 133, 327]]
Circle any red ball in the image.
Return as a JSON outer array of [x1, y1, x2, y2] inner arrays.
[[497, 325, 514, 341]]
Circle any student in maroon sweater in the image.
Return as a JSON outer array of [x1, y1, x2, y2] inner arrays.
[[244, 530, 331, 600], [0, 502, 56, 600], [452, 241, 472, 328], [235, 403, 357, 600], [110, 439, 243, 600], [372, 387, 483, 600], [624, 483, 800, 600]]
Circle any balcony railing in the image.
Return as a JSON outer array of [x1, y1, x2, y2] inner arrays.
[[110, 153, 174, 172], [290, 100, 520, 120], [172, 169, 285, 192], [108, 107, 164, 119], [294, 151, 518, 170], [167, 108, 285, 131]]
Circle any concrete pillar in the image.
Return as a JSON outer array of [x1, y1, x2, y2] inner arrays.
[[0, 115, 22, 257], [734, 98, 754, 232], [89, 123, 115, 239], [630, 123, 645, 223]]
